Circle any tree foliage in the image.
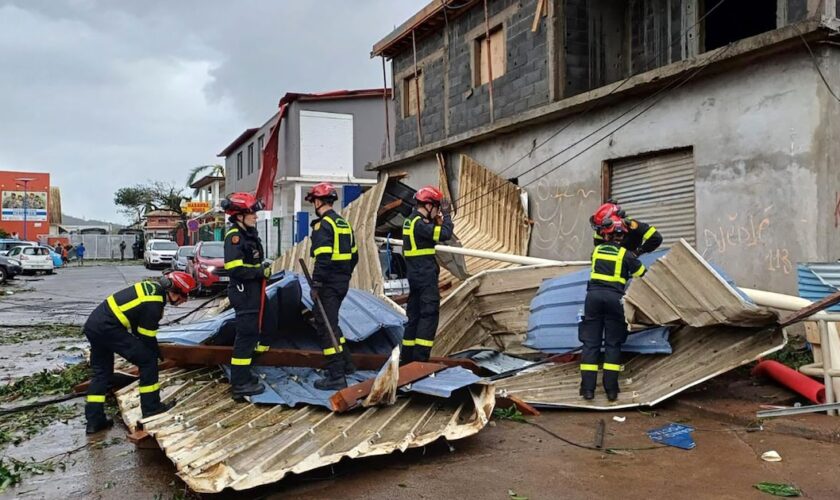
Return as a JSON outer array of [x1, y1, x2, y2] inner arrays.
[[114, 182, 190, 224], [186, 164, 225, 196]]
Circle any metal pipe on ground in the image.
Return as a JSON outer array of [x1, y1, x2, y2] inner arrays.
[[375, 237, 588, 267]]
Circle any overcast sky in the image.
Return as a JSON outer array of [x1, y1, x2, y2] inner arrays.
[[0, 0, 424, 223]]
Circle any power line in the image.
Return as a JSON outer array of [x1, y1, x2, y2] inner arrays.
[[448, 0, 729, 207], [800, 33, 840, 103]]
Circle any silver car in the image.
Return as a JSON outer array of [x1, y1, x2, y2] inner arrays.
[[171, 245, 195, 271]]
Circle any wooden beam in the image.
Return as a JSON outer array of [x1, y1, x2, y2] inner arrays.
[[376, 198, 403, 217], [779, 289, 840, 327], [158, 344, 481, 373], [330, 361, 448, 412], [531, 0, 547, 32]]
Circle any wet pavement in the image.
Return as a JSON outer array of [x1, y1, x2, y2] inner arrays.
[[1, 264, 839, 499]]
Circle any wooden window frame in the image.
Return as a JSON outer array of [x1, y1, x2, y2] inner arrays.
[[402, 70, 424, 119], [473, 23, 506, 88]]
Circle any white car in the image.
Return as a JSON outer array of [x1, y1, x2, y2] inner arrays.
[[6, 245, 54, 275], [144, 239, 179, 269]]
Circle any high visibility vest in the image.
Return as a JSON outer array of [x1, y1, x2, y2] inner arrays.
[[106, 281, 164, 337], [589, 245, 644, 285], [312, 214, 357, 261], [403, 214, 442, 258]]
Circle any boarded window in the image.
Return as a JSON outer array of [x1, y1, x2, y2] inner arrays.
[[475, 25, 506, 86], [608, 149, 696, 247], [403, 71, 424, 118]]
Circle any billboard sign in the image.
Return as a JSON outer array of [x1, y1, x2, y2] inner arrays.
[[1, 190, 48, 221], [186, 201, 211, 214]]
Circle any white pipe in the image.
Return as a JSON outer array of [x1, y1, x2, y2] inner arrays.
[[799, 362, 840, 378], [740, 288, 840, 322], [375, 237, 589, 267]]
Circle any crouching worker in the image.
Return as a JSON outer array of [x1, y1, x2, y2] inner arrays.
[[84, 272, 196, 434], [579, 216, 646, 402]]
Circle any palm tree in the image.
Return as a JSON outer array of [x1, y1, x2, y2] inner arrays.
[[186, 164, 225, 196]]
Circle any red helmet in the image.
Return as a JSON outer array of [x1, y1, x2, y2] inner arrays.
[[415, 186, 444, 205], [305, 183, 338, 203], [163, 271, 196, 296], [591, 202, 622, 227], [221, 192, 264, 216], [599, 215, 627, 236]]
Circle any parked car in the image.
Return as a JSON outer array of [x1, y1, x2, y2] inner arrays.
[[190, 241, 228, 294], [171, 245, 195, 271], [40, 246, 63, 269], [144, 239, 178, 269], [0, 255, 22, 284], [0, 239, 37, 256], [6, 245, 54, 274]]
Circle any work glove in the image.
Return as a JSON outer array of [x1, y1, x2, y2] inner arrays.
[[263, 262, 272, 279], [310, 281, 322, 303], [434, 212, 444, 226], [440, 198, 452, 216]]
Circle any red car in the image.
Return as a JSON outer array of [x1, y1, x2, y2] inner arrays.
[[189, 241, 229, 294]]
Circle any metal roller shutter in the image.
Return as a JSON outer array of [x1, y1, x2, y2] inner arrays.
[[609, 149, 696, 247]]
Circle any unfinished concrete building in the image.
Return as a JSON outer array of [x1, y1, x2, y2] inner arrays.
[[370, 0, 840, 293]]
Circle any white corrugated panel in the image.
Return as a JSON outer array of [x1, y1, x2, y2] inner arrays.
[[610, 149, 696, 247]]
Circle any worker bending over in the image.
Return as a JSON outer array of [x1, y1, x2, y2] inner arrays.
[[579, 215, 646, 402], [307, 183, 358, 390], [84, 272, 196, 434], [400, 186, 453, 364], [590, 200, 662, 256]]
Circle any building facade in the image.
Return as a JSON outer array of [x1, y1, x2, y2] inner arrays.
[[219, 90, 394, 257], [371, 0, 840, 294], [0, 170, 51, 240]]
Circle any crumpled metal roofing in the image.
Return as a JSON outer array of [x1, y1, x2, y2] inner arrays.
[[452, 350, 534, 375], [403, 367, 482, 398], [115, 367, 495, 493], [798, 262, 840, 312], [495, 240, 784, 410]]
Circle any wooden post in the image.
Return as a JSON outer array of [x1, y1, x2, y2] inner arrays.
[[381, 56, 391, 158], [818, 321, 837, 416], [412, 30, 423, 147], [483, 0, 495, 123]]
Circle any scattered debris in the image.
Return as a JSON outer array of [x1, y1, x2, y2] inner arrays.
[[647, 423, 696, 450], [508, 489, 529, 500], [493, 406, 527, 423], [593, 419, 605, 449], [760, 450, 782, 462], [0, 362, 89, 401], [613, 416, 626, 423], [753, 482, 801, 497]]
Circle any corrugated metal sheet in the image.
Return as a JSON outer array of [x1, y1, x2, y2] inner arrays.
[[115, 368, 494, 493], [524, 251, 672, 354], [240, 366, 379, 408], [623, 240, 777, 329], [273, 175, 390, 297], [403, 367, 482, 398], [798, 263, 840, 312], [439, 155, 532, 287], [496, 239, 784, 409], [452, 350, 534, 375], [432, 264, 587, 357], [610, 149, 696, 247]]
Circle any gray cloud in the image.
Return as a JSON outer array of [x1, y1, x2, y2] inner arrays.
[[0, 0, 423, 222]]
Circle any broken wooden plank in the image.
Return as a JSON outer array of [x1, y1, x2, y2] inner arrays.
[[495, 395, 540, 416], [330, 361, 448, 413], [158, 344, 481, 373], [779, 289, 840, 327]]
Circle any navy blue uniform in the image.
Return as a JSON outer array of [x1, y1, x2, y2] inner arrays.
[[579, 242, 646, 396], [401, 209, 453, 363]]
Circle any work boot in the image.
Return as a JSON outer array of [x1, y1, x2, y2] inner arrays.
[[606, 391, 619, 402], [142, 400, 176, 419], [232, 380, 265, 399], [341, 347, 356, 375], [314, 358, 347, 390], [580, 389, 595, 401], [399, 346, 414, 366], [85, 416, 114, 435]]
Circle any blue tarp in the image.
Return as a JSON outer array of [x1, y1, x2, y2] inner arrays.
[[403, 367, 482, 398], [242, 366, 379, 408], [647, 423, 696, 450], [524, 252, 672, 354]]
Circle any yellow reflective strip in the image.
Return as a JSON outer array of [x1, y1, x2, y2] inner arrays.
[[593, 232, 604, 241], [402, 339, 416, 346], [339, 337, 346, 344], [313, 246, 332, 256], [225, 228, 239, 238], [415, 338, 434, 347], [138, 383, 160, 394], [231, 357, 251, 366], [404, 215, 436, 258], [642, 226, 657, 241], [603, 363, 622, 372], [322, 216, 353, 261], [119, 295, 163, 312], [615, 247, 625, 278], [134, 282, 145, 298], [107, 295, 131, 330], [591, 273, 626, 284], [225, 259, 259, 270], [580, 363, 599, 372], [254, 344, 270, 353], [137, 327, 157, 337], [432, 225, 441, 242], [323, 346, 342, 356], [331, 253, 352, 261], [87, 394, 106, 403], [632, 264, 646, 278]]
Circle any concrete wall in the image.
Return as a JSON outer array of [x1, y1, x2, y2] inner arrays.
[[286, 97, 393, 179], [223, 116, 277, 196], [388, 49, 836, 293]]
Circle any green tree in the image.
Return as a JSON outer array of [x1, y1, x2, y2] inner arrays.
[[186, 164, 225, 196], [114, 182, 190, 224]]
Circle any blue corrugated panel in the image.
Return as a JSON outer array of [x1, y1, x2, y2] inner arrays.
[[403, 367, 482, 398], [797, 263, 840, 312], [524, 252, 672, 354], [452, 350, 533, 375], [243, 366, 378, 408]]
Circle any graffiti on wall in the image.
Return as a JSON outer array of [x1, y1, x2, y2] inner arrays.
[[531, 177, 595, 257], [700, 205, 792, 274]]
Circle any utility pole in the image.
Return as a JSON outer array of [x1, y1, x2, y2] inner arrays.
[[15, 177, 33, 241]]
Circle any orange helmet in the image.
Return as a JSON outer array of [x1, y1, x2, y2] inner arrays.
[[305, 183, 338, 203], [221, 192, 264, 215], [415, 186, 444, 205], [163, 271, 196, 296]]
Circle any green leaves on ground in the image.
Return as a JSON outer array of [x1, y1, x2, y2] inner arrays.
[[0, 325, 83, 345], [0, 363, 89, 402], [0, 457, 65, 493], [493, 407, 527, 423], [754, 482, 802, 497], [0, 404, 78, 448]]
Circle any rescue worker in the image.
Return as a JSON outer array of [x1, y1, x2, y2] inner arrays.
[[84, 271, 196, 434], [221, 192, 272, 398], [306, 183, 358, 390], [590, 200, 662, 256], [400, 186, 454, 365], [579, 215, 646, 402]]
